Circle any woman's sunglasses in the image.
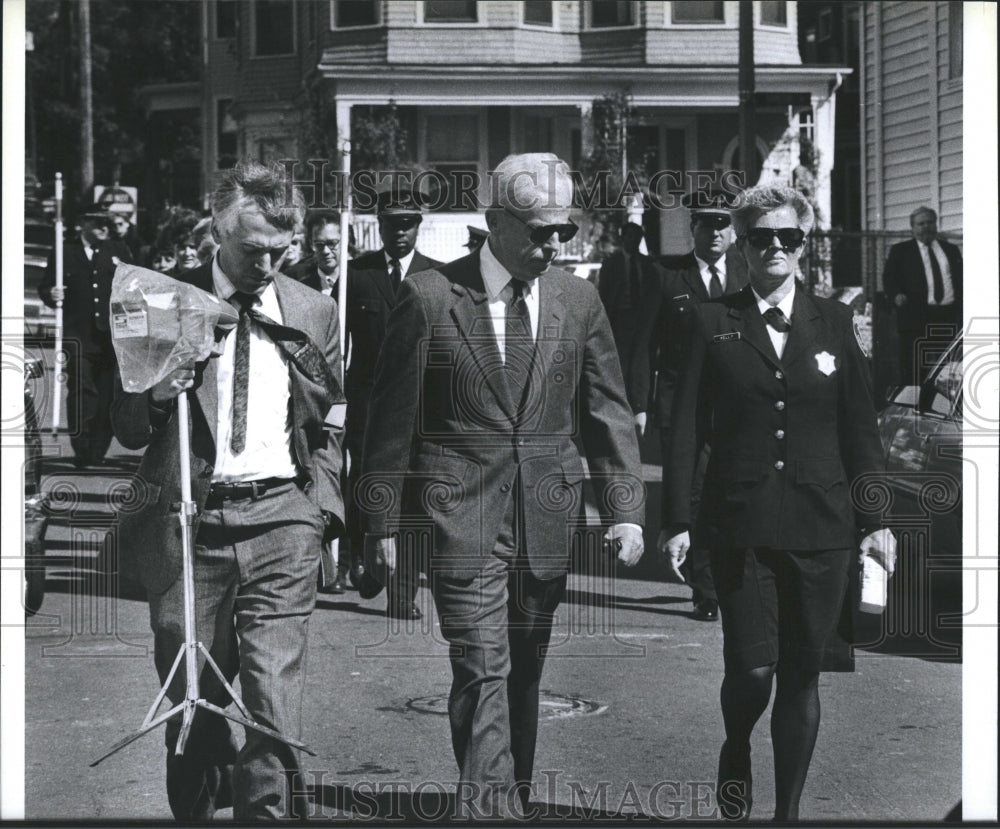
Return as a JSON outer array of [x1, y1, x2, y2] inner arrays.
[[504, 207, 579, 246], [742, 227, 806, 252]]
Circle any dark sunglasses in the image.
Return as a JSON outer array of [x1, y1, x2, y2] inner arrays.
[[504, 207, 579, 246], [695, 214, 731, 230], [743, 227, 806, 252]]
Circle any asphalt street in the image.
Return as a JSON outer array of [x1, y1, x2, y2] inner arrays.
[[18, 352, 962, 823]]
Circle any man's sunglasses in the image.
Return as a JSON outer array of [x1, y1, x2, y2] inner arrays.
[[504, 207, 579, 246], [694, 214, 731, 231], [742, 227, 806, 252]]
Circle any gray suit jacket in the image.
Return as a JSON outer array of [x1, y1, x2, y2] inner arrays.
[[358, 250, 644, 580], [111, 265, 346, 593]]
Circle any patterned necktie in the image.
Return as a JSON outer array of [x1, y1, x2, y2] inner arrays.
[[927, 245, 945, 304], [505, 279, 534, 411], [763, 305, 792, 333], [708, 264, 724, 299], [230, 291, 256, 455]]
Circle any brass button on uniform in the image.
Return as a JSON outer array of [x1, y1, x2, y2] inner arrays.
[[775, 429, 785, 439], [774, 400, 785, 411], [774, 460, 785, 471], [775, 370, 784, 380], [500, 483, 511, 493]]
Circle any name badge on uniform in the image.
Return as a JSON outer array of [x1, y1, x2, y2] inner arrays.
[[713, 332, 741, 343], [672, 293, 690, 301]]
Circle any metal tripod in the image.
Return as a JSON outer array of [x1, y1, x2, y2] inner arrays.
[[92, 392, 315, 766]]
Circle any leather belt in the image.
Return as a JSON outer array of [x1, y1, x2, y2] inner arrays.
[[207, 476, 296, 503]]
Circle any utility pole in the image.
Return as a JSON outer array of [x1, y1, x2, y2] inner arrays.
[[78, 0, 94, 199], [738, 0, 759, 186]]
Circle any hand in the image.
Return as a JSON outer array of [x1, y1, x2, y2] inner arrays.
[[150, 364, 196, 403], [659, 529, 689, 583], [50, 286, 65, 303], [859, 528, 897, 576], [375, 536, 397, 575], [605, 524, 643, 566], [893, 293, 908, 308], [634, 411, 647, 437]]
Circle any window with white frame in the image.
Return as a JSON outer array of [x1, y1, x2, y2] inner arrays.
[[422, 111, 481, 211], [333, 0, 381, 28], [760, 1, 787, 27], [523, 1, 554, 27], [423, 1, 478, 23], [670, 1, 724, 25], [253, 0, 295, 56], [587, 1, 636, 29]]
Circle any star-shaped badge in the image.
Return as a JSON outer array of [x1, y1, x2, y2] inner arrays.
[[815, 351, 837, 375]]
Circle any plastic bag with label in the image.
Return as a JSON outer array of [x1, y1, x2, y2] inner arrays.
[[109, 263, 238, 393]]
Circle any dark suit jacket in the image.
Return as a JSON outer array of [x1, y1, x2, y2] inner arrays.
[[664, 285, 884, 551], [882, 237, 963, 331], [629, 249, 748, 428], [286, 255, 339, 295], [359, 251, 644, 580], [110, 264, 346, 593], [39, 239, 133, 348], [596, 249, 662, 411], [344, 249, 442, 454]]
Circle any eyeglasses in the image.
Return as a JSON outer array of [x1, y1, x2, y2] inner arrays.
[[313, 239, 341, 251], [742, 227, 806, 252], [694, 214, 731, 231], [503, 207, 579, 246]]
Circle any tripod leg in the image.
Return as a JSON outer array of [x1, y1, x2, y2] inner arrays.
[[175, 698, 198, 756], [140, 644, 185, 729], [196, 700, 316, 756], [90, 700, 186, 766]]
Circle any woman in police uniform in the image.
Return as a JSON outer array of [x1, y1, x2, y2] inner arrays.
[[663, 185, 895, 821]]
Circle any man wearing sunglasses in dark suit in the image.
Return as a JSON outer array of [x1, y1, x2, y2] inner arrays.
[[628, 190, 748, 621], [359, 153, 644, 819], [345, 185, 442, 617]]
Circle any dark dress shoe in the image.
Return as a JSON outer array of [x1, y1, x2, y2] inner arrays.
[[693, 598, 720, 621], [716, 741, 752, 820], [386, 602, 422, 620], [318, 568, 347, 594], [348, 557, 366, 590]]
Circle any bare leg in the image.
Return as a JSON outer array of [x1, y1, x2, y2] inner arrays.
[[770, 664, 821, 821]]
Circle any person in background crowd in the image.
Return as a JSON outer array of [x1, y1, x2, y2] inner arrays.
[[38, 204, 132, 467], [882, 205, 963, 385], [166, 214, 202, 276], [193, 216, 220, 265], [360, 153, 643, 819], [288, 209, 347, 299], [630, 190, 749, 622], [108, 212, 139, 260], [345, 183, 442, 619], [663, 184, 894, 821], [597, 222, 660, 413], [280, 227, 307, 274], [110, 161, 345, 821], [463, 224, 489, 253], [149, 248, 177, 274]]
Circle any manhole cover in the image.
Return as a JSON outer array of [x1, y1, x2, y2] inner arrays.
[[407, 691, 606, 720]]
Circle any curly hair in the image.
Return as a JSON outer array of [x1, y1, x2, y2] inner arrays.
[[731, 185, 814, 237], [210, 160, 306, 236]]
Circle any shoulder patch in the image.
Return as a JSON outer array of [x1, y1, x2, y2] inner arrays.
[[853, 317, 872, 359]]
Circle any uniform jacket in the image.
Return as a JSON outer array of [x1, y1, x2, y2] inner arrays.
[[664, 284, 884, 551], [882, 237, 963, 331], [359, 251, 644, 580], [39, 239, 133, 348], [344, 249, 442, 454], [629, 249, 748, 427], [110, 264, 346, 593], [596, 249, 661, 411]]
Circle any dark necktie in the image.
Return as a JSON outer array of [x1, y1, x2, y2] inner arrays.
[[230, 291, 257, 455], [505, 279, 534, 411], [927, 244, 945, 304], [763, 306, 792, 333], [389, 258, 402, 285], [708, 264, 723, 299]]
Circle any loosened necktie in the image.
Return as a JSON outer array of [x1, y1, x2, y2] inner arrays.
[[230, 291, 257, 454]]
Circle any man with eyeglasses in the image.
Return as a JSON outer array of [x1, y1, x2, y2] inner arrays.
[[288, 209, 347, 297], [345, 184, 442, 618], [359, 153, 644, 819], [629, 190, 748, 621], [662, 184, 894, 821]]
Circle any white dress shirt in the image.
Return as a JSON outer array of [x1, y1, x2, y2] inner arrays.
[[917, 240, 956, 306], [384, 249, 416, 280], [753, 286, 796, 360], [694, 254, 726, 295], [479, 240, 539, 362], [211, 260, 298, 483]]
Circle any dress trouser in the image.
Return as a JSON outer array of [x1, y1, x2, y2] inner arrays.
[[65, 330, 115, 463], [147, 482, 323, 820], [661, 429, 716, 602], [431, 553, 566, 819], [896, 303, 959, 385]]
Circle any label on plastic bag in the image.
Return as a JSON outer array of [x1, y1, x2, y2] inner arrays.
[[110, 304, 149, 339]]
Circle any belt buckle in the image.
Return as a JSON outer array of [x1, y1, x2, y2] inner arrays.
[[250, 480, 261, 500]]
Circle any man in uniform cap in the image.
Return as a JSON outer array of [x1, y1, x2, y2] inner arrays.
[[628, 188, 748, 621], [345, 181, 442, 617], [463, 225, 489, 253], [39, 203, 132, 467]]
